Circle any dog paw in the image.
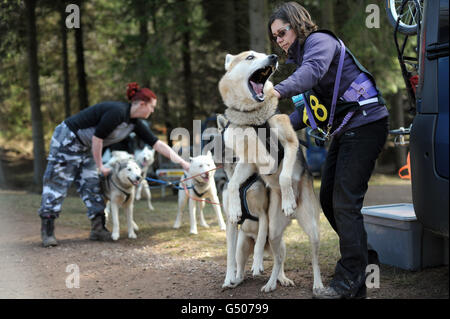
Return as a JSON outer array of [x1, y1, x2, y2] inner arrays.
[[282, 198, 297, 217], [200, 221, 210, 228], [219, 224, 226, 231], [111, 232, 120, 241], [278, 276, 295, 287], [128, 232, 137, 239], [261, 280, 277, 293], [148, 203, 154, 211], [222, 279, 236, 289], [227, 204, 242, 224], [251, 262, 264, 276], [173, 221, 181, 229], [190, 229, 198, 235], [281, 187, 297, 216], [227, 211, 242, 224], [312, 286, 327, 297], [132, 222, 139, 232], [135, 194, 141, 201]]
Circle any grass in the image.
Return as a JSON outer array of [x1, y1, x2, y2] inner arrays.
[[0, 185, 340, 273], [0, 174, 447, 298], [0, 173, 409, 269]]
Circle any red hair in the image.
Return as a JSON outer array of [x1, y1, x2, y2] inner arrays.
[[126, 82, 157, 102]]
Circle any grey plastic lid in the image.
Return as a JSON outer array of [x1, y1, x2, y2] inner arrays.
[[361, 203, 416, 221]]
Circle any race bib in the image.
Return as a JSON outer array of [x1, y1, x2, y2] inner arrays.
[[292, 91, 329, 129]]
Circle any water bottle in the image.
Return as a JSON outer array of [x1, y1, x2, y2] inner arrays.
[[291, 93, 305, 110]]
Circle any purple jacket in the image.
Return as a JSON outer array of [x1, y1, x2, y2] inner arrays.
[[274, 32, 388, 133]]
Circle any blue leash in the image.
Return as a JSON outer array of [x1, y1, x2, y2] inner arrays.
[[145, 177, 193, 190]]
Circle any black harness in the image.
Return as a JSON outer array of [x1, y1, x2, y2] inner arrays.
[[237, 173, 261, 224], [193, 186, 207, 198], [100, 161, 132, 204]]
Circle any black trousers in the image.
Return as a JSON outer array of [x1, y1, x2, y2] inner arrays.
[[320, 117, 388, 295]]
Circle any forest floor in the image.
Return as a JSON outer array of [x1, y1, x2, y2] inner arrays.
[[0, 155, 448, 301]]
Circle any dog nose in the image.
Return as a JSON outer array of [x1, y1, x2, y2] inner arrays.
[[268, 54, 278, 62]]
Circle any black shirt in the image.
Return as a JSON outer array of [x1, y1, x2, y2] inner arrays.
[[64, 101, 159, 148]]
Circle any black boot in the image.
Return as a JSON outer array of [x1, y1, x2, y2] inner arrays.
[[41, 217, 58, 247], [89, 213, 112, 241]]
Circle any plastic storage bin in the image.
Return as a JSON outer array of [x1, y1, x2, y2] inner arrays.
[[362, 203, 447, 270]]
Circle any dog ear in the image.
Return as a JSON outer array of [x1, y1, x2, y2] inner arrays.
[[224, 54, 234, 71], [216, 114, 228, 132]]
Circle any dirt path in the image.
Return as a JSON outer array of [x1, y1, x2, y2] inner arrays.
[[0, 184, 448, 299]]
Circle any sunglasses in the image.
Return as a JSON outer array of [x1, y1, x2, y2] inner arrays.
[[272, 25, 291, 41]]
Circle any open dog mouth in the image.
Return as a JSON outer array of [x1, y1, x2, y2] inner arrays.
[[248, 65, 275, 102], [198, 172, 209, 183], [129, 177, 140, 186]]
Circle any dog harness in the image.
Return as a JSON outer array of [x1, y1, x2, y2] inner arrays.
[[100, 174, 132, 204], [100, 161, 133, 204], [238, 173, 261, 225], [182, 174, 208, 198], [193, 187, 207, 198]]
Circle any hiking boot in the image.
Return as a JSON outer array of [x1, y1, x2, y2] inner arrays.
[[313, 284, 367, 299], [313, 286, 344, 299], [89, 213, 112, 241], [41, 217, 58, 247]]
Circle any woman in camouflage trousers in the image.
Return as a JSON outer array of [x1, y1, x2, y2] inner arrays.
[[39, 83, 190, 247]]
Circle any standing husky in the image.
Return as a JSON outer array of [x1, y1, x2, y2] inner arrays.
[[218, 51, 324, 294], [173, 152, 226, 235], [103, 154, 142, 241], [134, 146, 156, 211], [218, 123, 294, 291]]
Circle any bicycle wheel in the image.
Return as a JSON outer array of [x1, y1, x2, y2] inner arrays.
[[386, 0, 423, 36]]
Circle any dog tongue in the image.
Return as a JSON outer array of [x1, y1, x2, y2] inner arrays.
[[250, 81, 263, 96]]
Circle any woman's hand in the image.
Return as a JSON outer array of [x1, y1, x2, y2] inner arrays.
[[180, 160, 190, 172], [273, 89, 281, 99], [99, 165, 112, 177]]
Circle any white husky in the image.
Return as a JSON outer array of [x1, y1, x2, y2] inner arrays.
[[218, 51, 324, 294], [173, 152, 226, 235], [134, 146, 156, 211], [103, 152, 142, 241]]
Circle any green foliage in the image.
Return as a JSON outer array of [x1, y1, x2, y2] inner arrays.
[[0, 0, 411, 149]]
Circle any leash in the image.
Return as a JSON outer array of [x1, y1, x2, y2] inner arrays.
[[146, 166, 223, 206], [180, 166, 223, 206], [145, 177, 191, 190]]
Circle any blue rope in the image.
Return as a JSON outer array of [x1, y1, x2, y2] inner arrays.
[[145, 177, 193, 190]]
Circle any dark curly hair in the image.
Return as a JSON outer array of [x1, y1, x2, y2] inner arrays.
[[268, 2, 318, 47]]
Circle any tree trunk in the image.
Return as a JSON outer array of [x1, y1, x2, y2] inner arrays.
[[223, 0, 237, 50], [178, 0, 195, 134], [25, 0, 46, 186], [0, 154, 6, 188], [135, 0, 150, 88], [319, 1, 335, 32], [249, 0, 267, 52], [60, 1, 71, 118], [160, 78, 173, 147], [74, 0, 88, 110]]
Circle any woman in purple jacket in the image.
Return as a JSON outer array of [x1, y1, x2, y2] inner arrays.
[[269, 2, 389, 299]]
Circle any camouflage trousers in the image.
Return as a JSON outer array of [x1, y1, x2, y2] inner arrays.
[[38, 122, 105, 220]]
